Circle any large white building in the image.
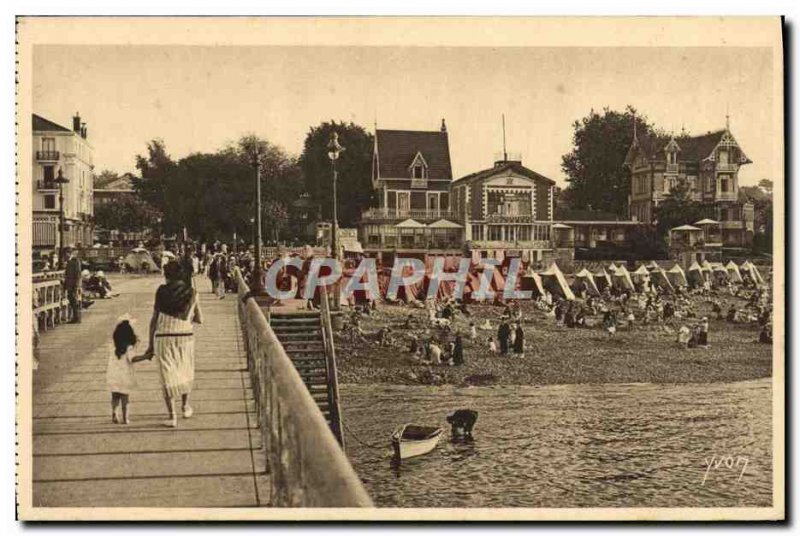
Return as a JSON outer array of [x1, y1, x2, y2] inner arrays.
[[32, 113, 94, 255]]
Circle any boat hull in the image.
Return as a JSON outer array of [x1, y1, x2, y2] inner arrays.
[[392, 425, 443, 460]]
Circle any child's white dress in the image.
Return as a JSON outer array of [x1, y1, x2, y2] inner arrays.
[[107, 349, 137, 394]]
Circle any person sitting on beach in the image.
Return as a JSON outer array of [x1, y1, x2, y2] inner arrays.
[[758, 322, 772, 344], [459, 301, 471, 317], [697, 317, 710, 348], [602, 310, 617, 336], [726, 304, 738, 323], [428, 342, 443, 365], [677, 324, 692, 347], [487, 336, 497, 354]]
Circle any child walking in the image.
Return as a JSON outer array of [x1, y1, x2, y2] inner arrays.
[[107, 319, 151, 424]]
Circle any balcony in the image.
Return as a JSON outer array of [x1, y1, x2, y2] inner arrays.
[[36, 150, 60, 162], [715, 192, 738, 202], [716, 162, 738, 172], [410, 178, 428, 189], [471, 240, 552, 250], [666, 163, 679, 174], [361, 207, 454, 221], [719, 220, 744, 230], [36, 180, 58, 191]]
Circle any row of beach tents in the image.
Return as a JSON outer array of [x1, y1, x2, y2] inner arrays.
[[270, 254, 767, 306]]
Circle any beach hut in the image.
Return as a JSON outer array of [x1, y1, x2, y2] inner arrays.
[[686, 261, 705, 287], [725, 261, 743, 283], [124, 248, 159, 272], [649, 266, 675, 293], [611, 265, 635, 292], [666, 264, 688, 288], [539, 263, 576, 300], [593, 267, 612, 291], [572, 268, 601, 297]]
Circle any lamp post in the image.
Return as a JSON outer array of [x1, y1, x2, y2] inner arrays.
[[53, 168, 70, 268], [250, 146, 266, 295], [326, 132, 345, 260]]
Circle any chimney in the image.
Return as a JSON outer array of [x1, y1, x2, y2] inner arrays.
[[81, 122, 87, 139], [72, 112, 81, 133], [440, 118, 447, 133]]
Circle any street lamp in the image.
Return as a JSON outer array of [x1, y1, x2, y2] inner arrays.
[[327, 132, 345, 260], [249, 146, 267, 296], [53, 167, 70, 268]]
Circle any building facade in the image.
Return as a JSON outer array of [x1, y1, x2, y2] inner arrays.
[[624, 120, 754, 248], [93, 172, 150, 245], [451, 158, 557, 263], [358, 120, 464, 255], [32, 113, 94, 254]]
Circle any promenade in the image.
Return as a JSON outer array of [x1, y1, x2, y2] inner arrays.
[[31, 275, 270, 507]]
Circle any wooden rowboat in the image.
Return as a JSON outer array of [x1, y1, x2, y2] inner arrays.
[[391, 424, 443, 460]]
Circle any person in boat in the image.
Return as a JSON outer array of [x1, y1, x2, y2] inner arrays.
[[446, 409, 478, 440]]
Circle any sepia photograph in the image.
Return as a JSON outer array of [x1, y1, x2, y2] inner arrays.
[[15, 16, 784, 521]]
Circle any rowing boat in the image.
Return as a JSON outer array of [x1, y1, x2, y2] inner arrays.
[[391, 424, 443, 460]]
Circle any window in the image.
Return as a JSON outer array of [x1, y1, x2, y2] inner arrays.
[[471, 225, 484, 241], [412, 165, 425, 179], [427, 193, 439, 213], [44, 195, 55, 209], [488, 226, 502, 241], [687, 175, 698, 192], [42, 137, 55, 152], [720, 177, 730, 193], [718, 149, 729, 164], [397, 192, 410, 214], [43, 166, 54, 183]]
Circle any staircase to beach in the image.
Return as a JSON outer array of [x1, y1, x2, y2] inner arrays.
[[268, 298, 344, 447]]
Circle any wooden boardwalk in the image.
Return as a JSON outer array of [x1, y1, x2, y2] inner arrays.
[[31, 275, 270, 507]]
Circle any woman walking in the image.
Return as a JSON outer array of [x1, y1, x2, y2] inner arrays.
[[146, 261, 203, 428]]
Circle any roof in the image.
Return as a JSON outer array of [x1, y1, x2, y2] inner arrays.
[[694, 218, 719, 225], [427, 219, 463, 229], [453, 160, 556, 186], [555, 208, 624, 221], [32, 114, 72, 133], [375, 129, 452, 181], [671, 224, 702, 231], [627, 128, 751, 165], [94, 172, 136, 190], [396, 219, 426, 229]]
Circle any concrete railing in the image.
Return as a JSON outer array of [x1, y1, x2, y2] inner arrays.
[[234, 269, 372, 507]]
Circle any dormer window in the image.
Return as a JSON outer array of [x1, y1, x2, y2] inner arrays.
[[409, 151, 429, 182]]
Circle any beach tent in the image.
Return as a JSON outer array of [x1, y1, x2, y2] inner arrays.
[[740, 260, 765, 285], [646, 260, 661, 271], [711, 263, 730, 284], [593, 267, 612, 291], [700, 260, 714, 280], [520, 272, 546, 299], [384, 265, 424, 303], [631, 264, 651, 284], [725, 261, 743, 283], [572, 268, 600, 297], [607, 262, 619, 274], [666, 264, 689, 288], [124, 248, 159, 272], [540, 263, 576, 300], [686, 261, 705, 287], [649, 266, 675, 293], [611, 265, 635, 292]]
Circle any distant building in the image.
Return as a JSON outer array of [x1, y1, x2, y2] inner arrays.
[[93, 172, 148, 245], [553, 209, 648, 255], [358, 120, 464, 257], [288, 193, 321, 244], [32, 113, 94, 254], [451, 157, 557, 263], [624, 118, 754, 248]]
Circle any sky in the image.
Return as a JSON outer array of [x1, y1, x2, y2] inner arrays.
[[32, 45, 775, 187]]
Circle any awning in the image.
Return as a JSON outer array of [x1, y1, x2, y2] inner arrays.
[[694, 218, 719, 225], [552, 223, 572, 229], [396, 219, 426, 229], [427, 219, 463, 229], [671, 224, 702, 231]]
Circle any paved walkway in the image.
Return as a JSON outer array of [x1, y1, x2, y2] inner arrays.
[[32, 275, 269, 507]]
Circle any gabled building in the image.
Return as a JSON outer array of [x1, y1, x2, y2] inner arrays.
[[358, 120, 463, 255], [32, 113, 94, 254], [624, 118, 754, 248], [450, 158, 557, 263]]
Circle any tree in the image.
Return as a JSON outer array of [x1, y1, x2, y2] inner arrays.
[[653, 179, 714, 239], [93, 194, 162, 234], [299, 121, 375, 227], [262, 200, 289, 243], [94, 169, 120, 187], [561, 106, 658, 216], [132, 139, 177, 231]]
